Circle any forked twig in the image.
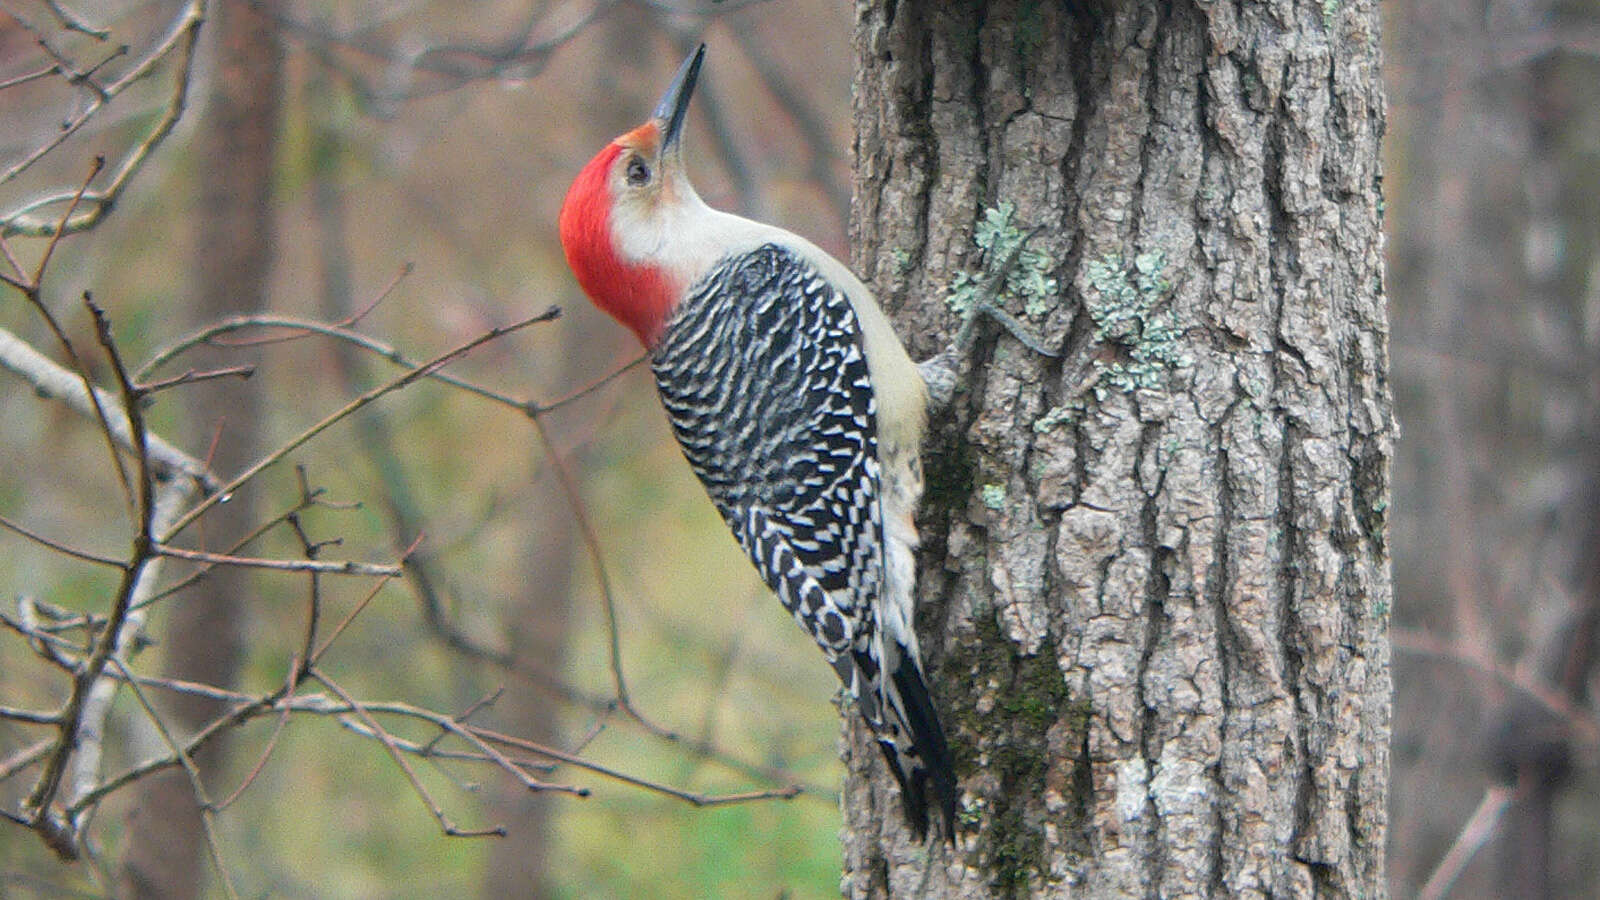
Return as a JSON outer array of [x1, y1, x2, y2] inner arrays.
[[159, 307, 560, 543], [152, 545, 404, 578], [110, 657, 241, 899], [2, 0, 207, 237], [311, 669, 506, 838]]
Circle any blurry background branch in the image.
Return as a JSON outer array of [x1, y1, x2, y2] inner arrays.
[[0, 0, 204, 237], [1388, 0, 1600, 897], [0, 324, 217, 492]]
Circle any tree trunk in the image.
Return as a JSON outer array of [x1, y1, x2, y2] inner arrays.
[[119, 3, 282, 897], [843, 2, 1392, 897], [479, 514, 576, 899]]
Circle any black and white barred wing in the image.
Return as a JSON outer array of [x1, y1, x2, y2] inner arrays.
[[651, 242, 956, 840], [650, 244, 886, 710]]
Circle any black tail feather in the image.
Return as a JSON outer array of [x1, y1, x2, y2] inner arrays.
[[878, 654, 958, 843]]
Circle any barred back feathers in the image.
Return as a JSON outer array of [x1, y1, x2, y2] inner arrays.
[[653, 245, 955, 839]]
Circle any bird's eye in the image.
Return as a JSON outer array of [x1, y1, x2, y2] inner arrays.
[[625, 156, 651, 186]]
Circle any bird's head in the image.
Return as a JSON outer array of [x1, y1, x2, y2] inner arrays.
[[559, 45, 707, 348]]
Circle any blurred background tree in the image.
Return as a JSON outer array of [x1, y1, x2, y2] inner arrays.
[[0, 0, 1595, 898], [119, 1, 280, 895], [1386, 1, 1600, 898]]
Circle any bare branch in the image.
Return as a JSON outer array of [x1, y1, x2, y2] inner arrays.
[[135, 483, 355, 612], [2, 0, 207, 237], [110, 658, 241, 900], [532, 353, 648, 415], [18, 307, 202, 857], [0, 511, 125, 568], [465, 720, 801, 808], [526, 411, 669, 740], [1393, 627, 1600, 747], [85, 292, 150, 525], [352, 688, 588, 799], [0, 326, 218, 493], [49, 666, 808, 816], [41, 0, 111, 39], [248, 0, 606, 111], [140, 311, 532, 409], [0, 708, 59, 726], [310, 535, 420, 665], [152, 544, 405, 578], [0, 741, 54, 782], [8, 161, 143, 524], [211, 666, 298, 814], [159, 307, 561, 544], [311, 669, 506, 839], [1418, 784, 1517, 900], [139, 365, 255, 394], [0, 65, 61, 92]]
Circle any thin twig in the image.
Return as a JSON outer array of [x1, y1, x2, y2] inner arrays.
[[0, 707, 60, 726], [152, 544, 404, 578], [42, 0, 111, 39], [0, 740, 54, 781], [0, 512, 125, 568], [139, 309, 643, 420], [67, 686, 289, 817], [533, 353, 649, 415], [211, 665, 298, 813], [1393, 627, 1600, 747], [245, 0, 607, 108], [140, 313, 530, 408], [139, 365, 255, 394], [381, 691, 586, 798], [60, 670, 809, 812], [111, 658, 241, 900], [159, 308, 560, 543], [311, 669, 506, 838], [291, 468, 324, 674], [1417, 783, 1516, 900], [211, 262, 412, 350], [86, 292, 152, 527], [0, 65, 62, 91], [0, 325, 217, 493], [310, 534, 421, 665], [10, 160, 141, 522], [135, 485, 346, 611], [526, 411, 672, 740], [3, 0, 207, 236], [331, 719, 559, 776], [1, 600, 79, 669], [466, 721, 801, 808]]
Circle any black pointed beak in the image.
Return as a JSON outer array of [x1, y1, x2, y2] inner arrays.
[[653, 44, 704, 156]]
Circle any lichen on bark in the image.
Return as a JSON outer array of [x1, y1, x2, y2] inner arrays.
[[843, 1, 1393, 897]]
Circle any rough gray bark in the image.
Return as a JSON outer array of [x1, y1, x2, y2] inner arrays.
[[842, 2, 1392, 897]]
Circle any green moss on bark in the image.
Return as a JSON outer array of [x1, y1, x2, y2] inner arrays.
[[940, 613, 1090, 896]]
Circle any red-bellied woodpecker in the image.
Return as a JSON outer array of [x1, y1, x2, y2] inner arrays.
[[558, 45, 957, 840]]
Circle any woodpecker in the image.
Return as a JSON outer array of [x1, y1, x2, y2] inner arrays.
[[558, 46, 956, 840]]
